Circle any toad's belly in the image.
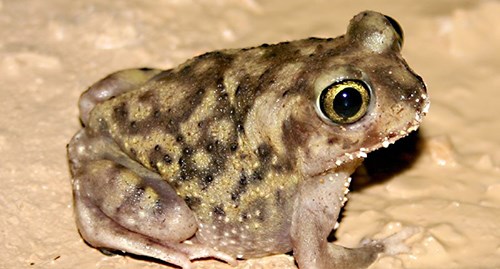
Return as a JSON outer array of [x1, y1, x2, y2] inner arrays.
[[195, 209, 294, 258]]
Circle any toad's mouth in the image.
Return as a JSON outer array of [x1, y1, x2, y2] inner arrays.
[[310, 126, 423, 178]]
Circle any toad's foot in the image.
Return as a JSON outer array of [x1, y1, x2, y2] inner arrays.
[[361, 226, 419, 256]]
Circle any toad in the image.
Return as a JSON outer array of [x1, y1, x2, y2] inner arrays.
[[68, 11, 429, 269]]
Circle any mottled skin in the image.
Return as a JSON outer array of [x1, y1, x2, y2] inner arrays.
[[68, 11, 429, 269]]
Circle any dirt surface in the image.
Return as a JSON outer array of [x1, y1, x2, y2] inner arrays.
[[2, 0, 500, 268]]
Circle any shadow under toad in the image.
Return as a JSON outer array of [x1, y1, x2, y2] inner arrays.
[[350, 129, 424, 191]]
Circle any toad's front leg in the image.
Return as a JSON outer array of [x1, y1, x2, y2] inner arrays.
[[290, 170, 384, 269]]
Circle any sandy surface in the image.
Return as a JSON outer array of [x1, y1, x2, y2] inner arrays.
[[2, 0, 500, 268]]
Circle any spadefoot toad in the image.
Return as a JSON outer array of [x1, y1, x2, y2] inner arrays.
[[68, 11, 429, 269]]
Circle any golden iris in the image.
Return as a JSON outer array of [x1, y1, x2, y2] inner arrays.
[[319, 80, 370, 124]]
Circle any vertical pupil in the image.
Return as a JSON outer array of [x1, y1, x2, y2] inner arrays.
[[333, 87, 362, 118]]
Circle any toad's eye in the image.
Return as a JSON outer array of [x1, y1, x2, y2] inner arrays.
[[319, 80, 371, 124], [384, 15, 404, 48]]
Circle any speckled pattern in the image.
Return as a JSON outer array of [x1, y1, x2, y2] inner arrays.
[[67, 11, 428, 269]]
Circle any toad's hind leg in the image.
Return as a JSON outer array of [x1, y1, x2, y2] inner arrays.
[[68, 131, 235, 269], [78, 68, 162, 125]]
